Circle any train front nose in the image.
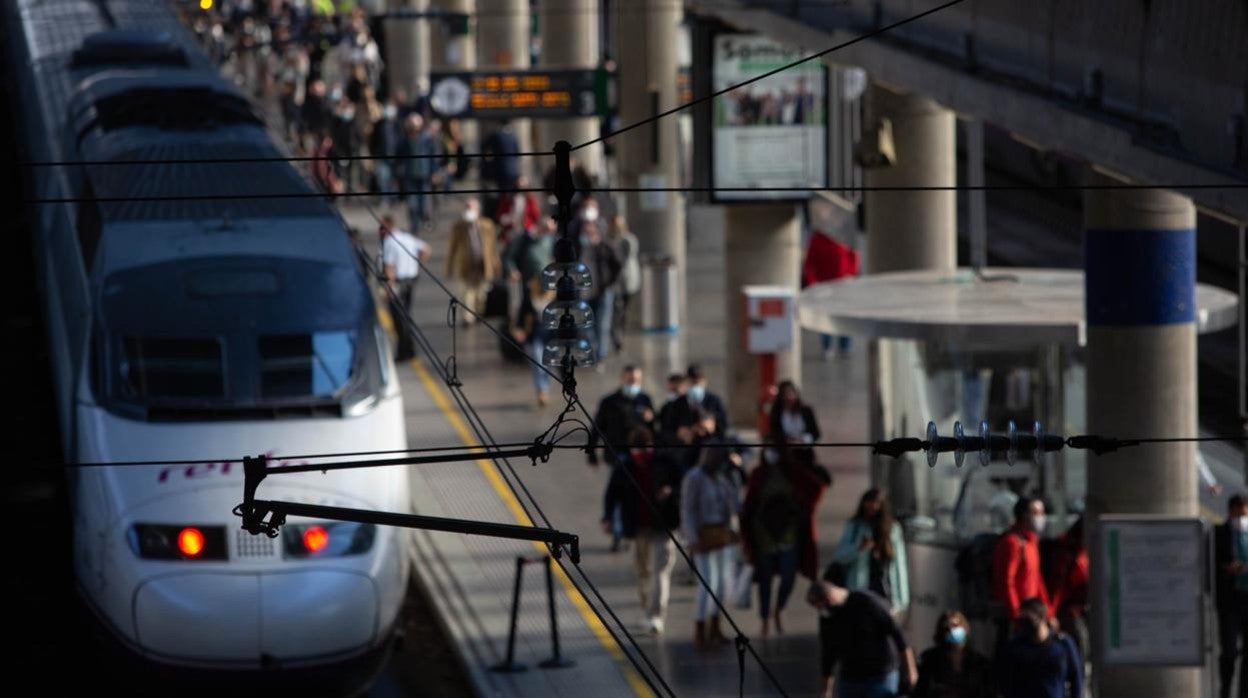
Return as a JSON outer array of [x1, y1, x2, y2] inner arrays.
[[133, 570, 379, 664]]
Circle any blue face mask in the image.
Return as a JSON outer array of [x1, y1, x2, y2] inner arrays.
[[688, 384, 706, 403], [622, 383, 641, 398], [944, 626, 967, 645]]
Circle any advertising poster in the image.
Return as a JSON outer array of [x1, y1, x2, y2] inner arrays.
[[712, 34, 827, 201]]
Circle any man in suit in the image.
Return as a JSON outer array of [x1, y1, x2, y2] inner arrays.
[[1216, 494, 1248, 698], [444, 198, 499, 324], [661, 364, 729, 439]]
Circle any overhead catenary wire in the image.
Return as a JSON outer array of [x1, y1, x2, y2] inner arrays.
[[357, 224, 677, 697], [575, 0, 969, 150]]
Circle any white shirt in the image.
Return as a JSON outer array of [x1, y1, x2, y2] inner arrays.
[[382, 230, 428, 281]]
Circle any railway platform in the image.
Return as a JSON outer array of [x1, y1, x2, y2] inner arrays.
[[343, 200, 1242, 697]]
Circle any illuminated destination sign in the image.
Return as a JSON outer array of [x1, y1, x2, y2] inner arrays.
[[428, 69, 598, 119]]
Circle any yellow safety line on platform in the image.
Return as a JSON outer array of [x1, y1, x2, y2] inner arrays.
[[378, 302, 652, 698]]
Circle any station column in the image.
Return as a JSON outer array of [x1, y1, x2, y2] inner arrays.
[[614, 0, 686, 305], [537, 0, 602, 178], [385, 0, 431, 101], [724, 206, 802, 428], [863, 84, 956, 273], [1084, 172, 1200, 696], [432, 0, 478, 150], [477, 0, 533, 172]]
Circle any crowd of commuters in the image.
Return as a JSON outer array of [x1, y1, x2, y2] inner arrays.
[[587, 366, 1100, 697]]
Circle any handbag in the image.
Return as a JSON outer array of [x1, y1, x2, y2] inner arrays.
[[697, 523, 738, 551], [483, 281, 509, 318], [732, 563, 754, 609]]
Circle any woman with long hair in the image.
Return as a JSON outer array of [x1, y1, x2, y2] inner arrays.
[[913, 610, 995, 698], [768, 380, 821, 467], [680, 443, 741, 650], [833, 488, 910, 614], [741, 443, 827, 638]]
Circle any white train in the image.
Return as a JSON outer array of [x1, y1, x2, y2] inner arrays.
[[5, 0, 410, 670]]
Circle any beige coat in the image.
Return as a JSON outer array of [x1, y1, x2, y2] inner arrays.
[[445, 218, 499, 283]]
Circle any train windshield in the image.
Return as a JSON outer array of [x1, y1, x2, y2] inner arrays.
[[95, 256, 385, 420]]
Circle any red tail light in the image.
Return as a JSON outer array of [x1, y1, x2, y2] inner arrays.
[[302, 525, 329, 554], [177, 527, 206, 557]]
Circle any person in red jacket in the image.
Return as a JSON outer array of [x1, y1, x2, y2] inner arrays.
[[801, 227, 859, 359], [1048, 516, 1089, 668], [992, 497, 1052, 653]]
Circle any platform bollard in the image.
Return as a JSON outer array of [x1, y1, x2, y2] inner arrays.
[[491, 555, 575, 673]]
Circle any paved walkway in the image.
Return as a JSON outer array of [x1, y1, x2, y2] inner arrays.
[[345, 198, 870, 697]]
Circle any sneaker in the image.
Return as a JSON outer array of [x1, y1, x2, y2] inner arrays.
[[537, 391, 550, 407], [648, 617, 665, 636]]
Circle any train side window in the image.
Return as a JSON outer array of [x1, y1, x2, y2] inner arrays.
[[77, 184, 102, 271]]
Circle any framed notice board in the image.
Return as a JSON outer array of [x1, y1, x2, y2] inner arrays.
[[1094, 516, 1208, 666]]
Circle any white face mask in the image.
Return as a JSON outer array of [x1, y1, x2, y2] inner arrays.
[[1031, 514, 1047, 534], [384, 105, 397, 119], [1237, 516, 1248, 533], [582, 207, 599, 222], [463, 209, 479, 223]]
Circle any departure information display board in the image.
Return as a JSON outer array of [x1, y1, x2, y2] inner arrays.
[[428, 69, 598, 119]]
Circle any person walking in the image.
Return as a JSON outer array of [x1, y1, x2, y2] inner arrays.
[[768, 380, 821, 467], [606, 214, 641, 353], [913, 610, 996, 698], [657, 372, 688, 437], [1216, 494, 1248, 698], [996, 597, 1083, 698], [577, 218, 621, 360], [380, 215, 431, 361], [602, 428, 680, 635], [834, 488, 910, 616], [496, 174, 542, 245], [397, 113, 438, 230], [444, 198, 498, 323], [808, 579, 919, 698], [511, 278, 555, 407], [992, 497, 1053, 652], [740, 444, 827, 638], [587, 365, 655, 468], [369, 98, 401, 205], [481, 119, 521, 191], [666, 364, 730, 438], [1048, 516, 1089, 674], [681, 443, 741, 651], [504, 214, 555, 289]]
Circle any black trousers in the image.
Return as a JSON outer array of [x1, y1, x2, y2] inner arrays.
[[1219, 594, 1248, 698], [389, 278, 417, 361]]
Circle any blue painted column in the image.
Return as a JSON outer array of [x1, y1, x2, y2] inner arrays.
[[1084, 173, 1200, 696]]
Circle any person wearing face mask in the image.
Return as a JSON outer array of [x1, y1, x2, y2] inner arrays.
[[913, 610, 995, 698], [996, 597, 1083, 698], [657, 373, 688, 436], [602, 428, 680, 635], [1215, 494, 1248, 698], [588, 366, 655, 468], [670, 364, 730, 439], [511, 278, 556, 405], [444, 198, 499, 324], [991, 497, 1053, 655]]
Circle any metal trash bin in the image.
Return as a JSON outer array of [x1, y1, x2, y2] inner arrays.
[[641, 256, 679, 333]]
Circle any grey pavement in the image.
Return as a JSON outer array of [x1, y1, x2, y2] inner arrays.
[[344, 197, 871, 697]]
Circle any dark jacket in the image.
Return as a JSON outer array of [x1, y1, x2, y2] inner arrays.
[[587, 389, 655, 465], [996, 631, 1083, 698], [1215, 520, 1245, 609], [602, 448, 682, 536], [768, 404, 820, 444], [397, 132, 438, 184], [914, 646, 996, 698], [663, 392, 730, 439], [740, 461, 826, 580], [482, 127, 521, 187], [578, 239, 621, 300]]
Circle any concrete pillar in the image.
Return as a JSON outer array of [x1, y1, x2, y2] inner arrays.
[[614, 0, 686, 319], [863, 85, 956, 274], [476, 0, 533, 176], [537, 0, 602, 179], [431, 0, 478, 151], [1084, 172, 1200, 696], [724, 205, 802, 428], [385, 0, 431, 101]]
